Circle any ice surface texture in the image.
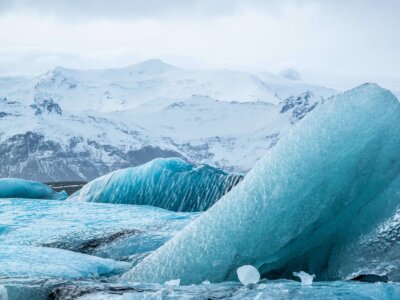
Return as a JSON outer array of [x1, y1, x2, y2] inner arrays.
[[70, 158, 243, 212], [124, 84, 400, 284], [0, 198, 196, 261], [0, 178, 67, 200], [0, 246, 129, 279], [237, 265, 260, 285]]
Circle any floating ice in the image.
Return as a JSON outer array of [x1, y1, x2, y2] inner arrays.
[[0, 246, 129, 279], [124, 84, 400, 284], [165, 279, 180, 286], [70, 157, 242, 212], [0, 178, 67, 200], [0, 198, 196, 261], [237, 265, 260, 285], [293, 271, 315, 285]]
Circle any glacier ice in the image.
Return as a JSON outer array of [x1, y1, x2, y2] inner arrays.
[[70, 158, 243, 212], [293, 271, 315, 285], [0, 178, 67, 200], [237, 265, 260, 285], [123, 84, 400, 284], [323, 173, 400, 281], [0, 246, 129, 279], [0, 198, 196, 261], [164, 279, 180, 286]]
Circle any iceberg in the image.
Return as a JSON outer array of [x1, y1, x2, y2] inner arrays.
[[123, 84, 400, 284], [0, 178, 67, 200], [0, 246, 129, 279], [70, 158, 243, 212]]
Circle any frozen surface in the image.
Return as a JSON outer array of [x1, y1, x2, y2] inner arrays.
[[325, 175, 400, 281], [125, 84, 400, 284], [0, 198, 196, 260], [237, 265, 260, 285], [0, 246, 128, 279], [0, 178, 67, 200], [70, 158, 243, 212], [0, 198, 197, 298]]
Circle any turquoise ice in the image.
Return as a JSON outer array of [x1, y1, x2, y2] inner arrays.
[[124, 84, 400, 284], [0, 245, 128, 279], [0, 198, 196, 260], [0, 178, 67, 200], [70, 158, 242, 212]]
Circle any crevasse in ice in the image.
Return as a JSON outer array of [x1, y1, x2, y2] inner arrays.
[[0, 178, 67, 200], [124, 84, 400, 284], [69, 157, 243, 212]]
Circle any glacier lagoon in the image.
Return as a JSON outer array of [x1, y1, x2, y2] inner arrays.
[[2, 84, 400, 299]]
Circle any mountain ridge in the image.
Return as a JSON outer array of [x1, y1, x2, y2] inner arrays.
[[0, 60, 345, 180]]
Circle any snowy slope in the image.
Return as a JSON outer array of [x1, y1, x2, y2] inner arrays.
[[1, 59, 336, 112], [0, 60, 338, 180]]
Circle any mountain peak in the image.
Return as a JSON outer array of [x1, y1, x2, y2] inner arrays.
[[127, 59, 178, 73], [279, 68, 302, 81]]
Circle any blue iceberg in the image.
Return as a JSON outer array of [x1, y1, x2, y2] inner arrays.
[[0, 245, 129, 279], [0, 178, 67, 200], [124, 84, 400, 284], [70, 158, 243, 212]]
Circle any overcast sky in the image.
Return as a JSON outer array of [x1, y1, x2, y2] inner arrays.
[[0, 0, 399, 91]]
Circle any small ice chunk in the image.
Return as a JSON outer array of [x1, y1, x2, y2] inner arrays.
[[202, 280, 211, 285], [165, 279, 180, 286], [237, 265, 260, 285], [293, 271, 315, 285]]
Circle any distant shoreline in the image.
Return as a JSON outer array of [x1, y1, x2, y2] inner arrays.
[[45, 181, 86, 196]]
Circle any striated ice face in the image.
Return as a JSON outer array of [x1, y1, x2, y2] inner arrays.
[[124, 84, 400, 284], [237, 265, 260, 285], [70, 157, 243, 212]]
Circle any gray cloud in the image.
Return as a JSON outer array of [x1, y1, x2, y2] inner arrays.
[[0, 0, 398, 92], [0, 0, 247, 20]]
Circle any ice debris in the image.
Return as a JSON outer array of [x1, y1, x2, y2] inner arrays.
[[237, 265, 260, 285], [293, 271, 315, 285]]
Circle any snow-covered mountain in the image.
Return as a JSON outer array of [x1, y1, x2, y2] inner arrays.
[[0, 60, 337, 181]]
